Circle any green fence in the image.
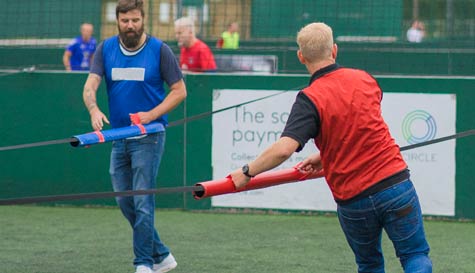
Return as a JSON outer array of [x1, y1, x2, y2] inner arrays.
[[251, 0, 402, 39], [0, 72, 474, 219], [1, 0, 102, 39], [2, 41, 474, 75]]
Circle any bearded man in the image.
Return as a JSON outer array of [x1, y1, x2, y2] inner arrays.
[[81, 1, 187, 272]]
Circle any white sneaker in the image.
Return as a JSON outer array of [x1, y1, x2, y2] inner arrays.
[[152, 254, 177, 273], [136, 265, 154, 273]]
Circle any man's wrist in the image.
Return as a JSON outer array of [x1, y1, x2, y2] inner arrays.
[[242, 164, 255, 178], [87, 103, 98, 113]]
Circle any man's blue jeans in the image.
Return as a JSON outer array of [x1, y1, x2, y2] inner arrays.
[[110, 132, 170, 268], [337, 179, 432, 273]]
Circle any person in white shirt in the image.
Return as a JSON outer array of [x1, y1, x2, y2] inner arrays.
[[407, 20, 425, 43]]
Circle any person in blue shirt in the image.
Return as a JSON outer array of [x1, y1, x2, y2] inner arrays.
[[81, 1, 186, 272], [63, 23, 96, 71]]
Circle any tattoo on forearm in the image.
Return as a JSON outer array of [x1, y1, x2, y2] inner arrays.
[[84, 88, 97, 112]]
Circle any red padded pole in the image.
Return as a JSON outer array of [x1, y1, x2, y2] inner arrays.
[[193, 165, 324, 200]]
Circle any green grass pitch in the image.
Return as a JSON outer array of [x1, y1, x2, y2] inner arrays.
[[0, 206, 474, 273]]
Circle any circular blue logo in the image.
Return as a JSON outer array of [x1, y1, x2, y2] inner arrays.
[[402, 110, 437, 144]]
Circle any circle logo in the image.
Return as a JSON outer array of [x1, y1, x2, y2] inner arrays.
[[402, 110, 437, 144]]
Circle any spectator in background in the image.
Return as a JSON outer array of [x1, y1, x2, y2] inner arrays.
[[63, 23, 96, 71], [217, 22, 239, 49], [407, 20, 425, 43], [174, 17, 216, 72]]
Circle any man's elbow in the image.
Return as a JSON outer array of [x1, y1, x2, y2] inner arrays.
[[280, 148, 295, 160], [171, 80, 187, 101], [274, 145, 295, 161], [275, 137, 299, 160], [179, 88, 187, 101]]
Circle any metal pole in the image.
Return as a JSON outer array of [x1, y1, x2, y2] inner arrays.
[[446, 0, 454, 39], [176, 0, 183, 18], [412, 0, 419, 20], [446, 0, 454, 75], [148, 0, 153, 35]]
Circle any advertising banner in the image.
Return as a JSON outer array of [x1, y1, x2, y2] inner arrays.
[[212, 89, 456, 216]]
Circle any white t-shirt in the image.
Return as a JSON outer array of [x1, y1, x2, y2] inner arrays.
[[407, 28, 424, 43]]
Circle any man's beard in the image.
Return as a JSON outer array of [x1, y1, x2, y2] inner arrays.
[[119, 25, 144, 49]]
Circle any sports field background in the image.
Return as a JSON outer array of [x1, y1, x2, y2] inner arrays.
[[1, 206, 474, 273], [1, 0, 474, 75], [1, 1, 474, 272]]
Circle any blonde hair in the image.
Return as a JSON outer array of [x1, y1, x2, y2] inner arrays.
[[296, 22, 334, 63], [174, 17, 195, 34]]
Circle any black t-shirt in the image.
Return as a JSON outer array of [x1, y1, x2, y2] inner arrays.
[[281, 92, 320, 152], [280, 64, 341, 152]]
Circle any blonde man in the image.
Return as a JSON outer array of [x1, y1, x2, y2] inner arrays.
[[174, 17, 216, 72], [231, 22, 432, 273]]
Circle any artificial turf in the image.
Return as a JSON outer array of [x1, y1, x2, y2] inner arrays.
[[0, 206, 474, 273]]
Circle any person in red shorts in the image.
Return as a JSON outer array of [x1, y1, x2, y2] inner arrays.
[[174, 17, 216, 72]]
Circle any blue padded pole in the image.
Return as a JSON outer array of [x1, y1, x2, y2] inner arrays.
[[71, 122, 165, 147]]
